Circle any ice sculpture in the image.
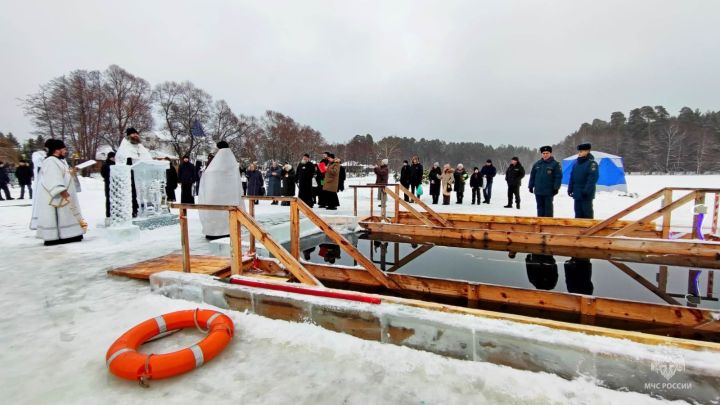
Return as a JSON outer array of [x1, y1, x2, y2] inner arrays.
[[109, 164, 133, 225], [132, 160, 170, 217]]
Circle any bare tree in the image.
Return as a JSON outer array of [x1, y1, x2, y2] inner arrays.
[[659, 124, 685, 173], [154, 81, 212, 158], [103, 65, 153, 149]]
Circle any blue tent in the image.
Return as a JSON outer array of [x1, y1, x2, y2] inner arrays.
[[561, 151, 628, 192]]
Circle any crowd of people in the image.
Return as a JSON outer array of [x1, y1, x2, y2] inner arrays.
[[16, 124, 599, 246]]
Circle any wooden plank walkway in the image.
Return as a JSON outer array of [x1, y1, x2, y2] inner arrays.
[[108, 254, 231, 280]]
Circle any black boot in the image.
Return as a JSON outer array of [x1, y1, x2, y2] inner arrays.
[[504, 203, 512, 208]]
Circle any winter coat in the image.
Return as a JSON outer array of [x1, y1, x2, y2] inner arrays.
[[316, 158, 329, 183], [0, 166, 9, 185], [441, 169, 455, 196], [410, 163, 424, 187], [178, 161, 196, 184], [166, 163, 178, 190], [15, 165, 33, 185], [246, 169, 264, 196], [281, 167, 296, 197], [528, 157, 562, 196], [266, 165, 282, 196], [453, 169, 468, 192], [339, 166, 346, 192], [323, 161, 341, 192], [374, 165, 389, 184], [296, 161, 315, 189], [100, 159, 115, 184], [480, 165, 497, 183], [469, 172, 483, 188], [505, 163, 525, 186], [428, 167, 442, 196], [399, 165, 411, 186], [568, 153, 599, 200]]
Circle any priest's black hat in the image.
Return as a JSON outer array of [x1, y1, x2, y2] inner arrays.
[[47, 139, 66, 154], [216, 140, 229, 149], [126, 127, 139, 136]]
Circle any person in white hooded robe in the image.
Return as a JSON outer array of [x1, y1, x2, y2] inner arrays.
[[36, 139, 87, 245], [29, 144, 48, 230], [198, 141, 245, 239]]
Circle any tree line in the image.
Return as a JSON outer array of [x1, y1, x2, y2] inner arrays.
[[21, 65, 327, 164], [552, 106, 720, 173]]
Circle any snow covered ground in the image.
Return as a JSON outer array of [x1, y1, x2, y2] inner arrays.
[[1, 174, 716, 404]]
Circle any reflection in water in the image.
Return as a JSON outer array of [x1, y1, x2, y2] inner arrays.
[[302, 247, 315, 261], [373, 240, 389, 270], [564, 258, 594, 295], [318, 243, 341, 264], [525, 254, 558, 290], [687, 270, 701, 306]]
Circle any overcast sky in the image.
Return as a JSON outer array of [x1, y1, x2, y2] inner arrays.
[[1, 0, 719, 147]]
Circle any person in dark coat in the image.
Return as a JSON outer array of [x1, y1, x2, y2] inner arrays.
[[409, 156, 424, 201], [192, 160, 203, 196], [525, 254, 558, 290], [338, 165, 346, 192], [280, 162, 296, 206], [428, 162, 442, 204], [296, 153, 315, 207], [266, 160, 282, 205], [0, 161, 13, 200], [245, 163, 264, 205], [567, 143, 600, 219], [100, 152, 116, 218], [165, 159, 178, 202], [453, 164, 468, 204], [316, 152, 330, 207], [15, 159, 34, 199], [178, 156, 196, 204], [469, 167, 483, 205], [504, 157, 525, 209], [528, 146, 562, 217], [480, 159, 497, 204], [399, 160, 411, 201]]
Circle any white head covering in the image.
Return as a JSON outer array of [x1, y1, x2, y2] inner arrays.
[[198, 148, 245, 237]]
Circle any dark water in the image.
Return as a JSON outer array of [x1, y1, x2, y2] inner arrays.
[[298, 233, 720, 310]]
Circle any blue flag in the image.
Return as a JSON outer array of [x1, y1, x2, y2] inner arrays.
[[191, 120, 205, 137]]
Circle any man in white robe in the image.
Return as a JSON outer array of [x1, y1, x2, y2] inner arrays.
[[198, 141, 245, 239], [36, 139, 86, 245], [115, 127, 152, 217], [29, 147, 47, 230]]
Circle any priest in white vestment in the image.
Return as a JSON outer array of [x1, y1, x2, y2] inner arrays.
[[198, 141, 245, 239], [36, 139, 86, 245], [115, 127, 152, 217]]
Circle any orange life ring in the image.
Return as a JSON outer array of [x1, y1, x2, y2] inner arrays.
[[106, 309, 234, 383]]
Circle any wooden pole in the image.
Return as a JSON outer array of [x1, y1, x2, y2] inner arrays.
[[610, 261, 680, 305], [713, 193, 719, 235], [229, 210, 241, 275], [370, 187, 374, 218], [581, 188, 666, 235], [610, 191, 698, 237], [290, 200, 300, 259], [394, 184, 400, 223], [662, 189, 673, 239], [384, 187, 435, 226], [248, 199, 256, 254], [692, 191, 706, 239], [396, 183, 450, 226], [380, 187, 387, 220], [353, 186, 358, 217], [179, 208, 191, 273], [657, 266, 668, 292]]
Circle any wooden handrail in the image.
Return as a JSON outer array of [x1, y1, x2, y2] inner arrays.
[[395, 183, 451, 227], [383, 187, 435, 226], [609, 191, 698, 237], [580, 188, 666, 236], [296, 199, 401, 289]]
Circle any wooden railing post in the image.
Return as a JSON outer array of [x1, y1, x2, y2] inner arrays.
[[713, 193, 719, 235], [394, 184, 400, 223], [692, 191, 706, 239], [179, 208, 191, 273], [662, 189, 672, 239], [290, 199, 300, 259], [381, 187, 387, 219], [353, 187, 358, 217], [248, 199, 256, 254], [370, 187, 374, 218], [229, 209, 242, 275]]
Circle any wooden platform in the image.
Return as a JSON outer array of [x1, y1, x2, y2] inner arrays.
[[108, 254, 231, 280]]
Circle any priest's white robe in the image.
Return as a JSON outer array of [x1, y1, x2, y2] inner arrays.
[[115, 138, 152, 165], [198, 148, 245, 237], [29, 150, 46, 230], [36, 156, 85, 242]]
